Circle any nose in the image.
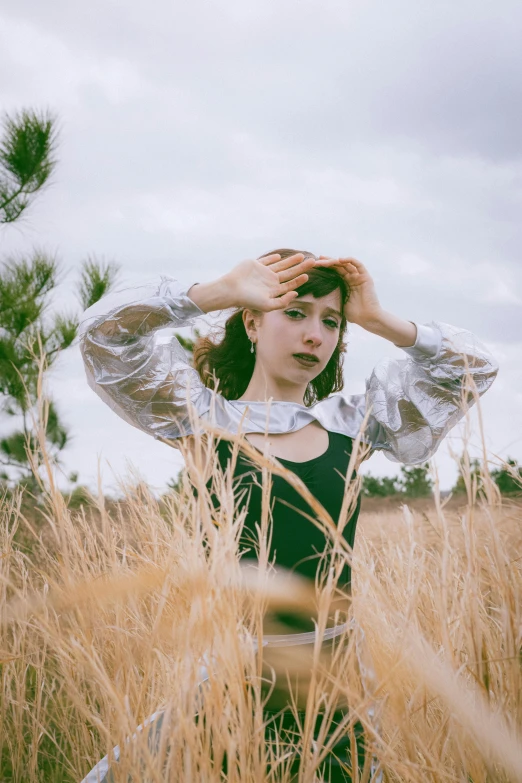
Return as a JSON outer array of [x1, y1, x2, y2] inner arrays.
[[302, 318, 323, 346]]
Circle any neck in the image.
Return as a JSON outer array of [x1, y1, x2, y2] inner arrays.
[[236, 365, 307, 404]]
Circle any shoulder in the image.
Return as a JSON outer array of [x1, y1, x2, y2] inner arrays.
[[309, 392, 373, 441], [315, 391, 366, 417]]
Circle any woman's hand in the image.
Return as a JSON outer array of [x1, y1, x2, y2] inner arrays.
[[314, 256, 383, 327], [225, 253, 316, 312], [315, 255, 417, 346]]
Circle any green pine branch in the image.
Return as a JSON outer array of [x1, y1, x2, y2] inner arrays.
[[78, 256, 120, 310], [0, 108, 58, 223]]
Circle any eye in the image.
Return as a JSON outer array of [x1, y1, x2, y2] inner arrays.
[[285, 310, 339, 329]]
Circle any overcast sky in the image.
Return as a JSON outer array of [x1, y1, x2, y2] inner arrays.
[[1, 0, 521, 494]]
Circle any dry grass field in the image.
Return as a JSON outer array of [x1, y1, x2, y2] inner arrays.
[[1, 423, 521, 782]]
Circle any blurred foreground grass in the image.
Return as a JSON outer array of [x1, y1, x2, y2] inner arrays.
[[1, 427, 521, 782]]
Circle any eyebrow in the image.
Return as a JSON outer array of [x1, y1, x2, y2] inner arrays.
[[290, 300, 343, 319]]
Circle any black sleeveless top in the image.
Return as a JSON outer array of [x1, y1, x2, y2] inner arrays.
[[197, 430, 361, 590]]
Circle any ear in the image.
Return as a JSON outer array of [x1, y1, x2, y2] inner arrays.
[[242, 308, 262, 333], [242, 308, 252, 332]]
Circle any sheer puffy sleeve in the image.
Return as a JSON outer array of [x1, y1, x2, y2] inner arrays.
[[79, 277, 215, 441], [361, 322, 499, 464]]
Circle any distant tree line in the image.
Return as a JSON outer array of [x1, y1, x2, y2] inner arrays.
[[362, 457, 522, 499], [362, 464, 433, 498], [489, 459, 522, 495]]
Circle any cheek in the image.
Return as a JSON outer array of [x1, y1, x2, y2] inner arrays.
[[264, 314, 291, 341], [260, 318, 295, 358]]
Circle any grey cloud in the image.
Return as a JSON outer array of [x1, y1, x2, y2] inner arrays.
[[3, 0, 522, 163]]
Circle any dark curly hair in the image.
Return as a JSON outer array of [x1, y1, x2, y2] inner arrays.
[[192, 248, 350, 406]]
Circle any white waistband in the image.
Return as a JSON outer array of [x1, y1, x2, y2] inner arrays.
[[259, 620, 351, 648]]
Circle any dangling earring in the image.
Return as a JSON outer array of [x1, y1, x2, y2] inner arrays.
[[250, 338, 255, 353]]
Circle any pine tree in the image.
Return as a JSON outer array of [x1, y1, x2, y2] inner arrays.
[[490, 458, 522, 495], [362, 473, 401, 497], [0, 108, 57, 224], [399, 463, 433, 498], [452, 456, 483, 495], [0, 109, 119, 480]]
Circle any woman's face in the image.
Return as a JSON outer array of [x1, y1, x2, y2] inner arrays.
[[251, 289, 343, 382]]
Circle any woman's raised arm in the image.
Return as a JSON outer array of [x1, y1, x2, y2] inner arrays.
[[80, 253, 314, 439], [79, 276, 218, 441], [314, 256, 499, 464], [360, 320, 499, 464], [79, 253, 316, 442]]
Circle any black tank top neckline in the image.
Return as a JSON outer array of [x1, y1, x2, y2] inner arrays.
[[190, 429, 361, 629], [244, 429, 332, 467], [195, 430, 361, 590]]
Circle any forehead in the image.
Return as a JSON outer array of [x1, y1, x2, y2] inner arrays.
[[293, 290, 342, 311]]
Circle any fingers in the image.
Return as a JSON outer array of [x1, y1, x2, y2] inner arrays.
[[258, 253, 282, 265], [280, 272, 309, 293], [277, 256, 315, 282], [261, 252, 315, 285], [266, 291, 296, 311], [314, 257, 340, 267], [317, 256, 363, 267], [259, 252, 301, 267], [269, 274, 309, 308], [315, 256, 364, 275], [260, 252, 310, 273], [278, 289, 300, 308], [338, 256, 365, 271], [268, 252, 304, 270]]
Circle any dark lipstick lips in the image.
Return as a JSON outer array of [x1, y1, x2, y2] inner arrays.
[[293, 353, 319, 362]]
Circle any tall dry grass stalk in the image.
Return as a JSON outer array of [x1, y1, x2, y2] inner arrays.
[[0, 373, 521, 781]]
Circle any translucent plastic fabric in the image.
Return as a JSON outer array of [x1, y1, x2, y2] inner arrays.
[[80, 276, 498, 465]]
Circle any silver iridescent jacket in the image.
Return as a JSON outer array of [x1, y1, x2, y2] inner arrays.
[[79, 277, 499, 465]]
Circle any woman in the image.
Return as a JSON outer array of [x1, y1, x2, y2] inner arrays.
[[80, 249, 498, 781]]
